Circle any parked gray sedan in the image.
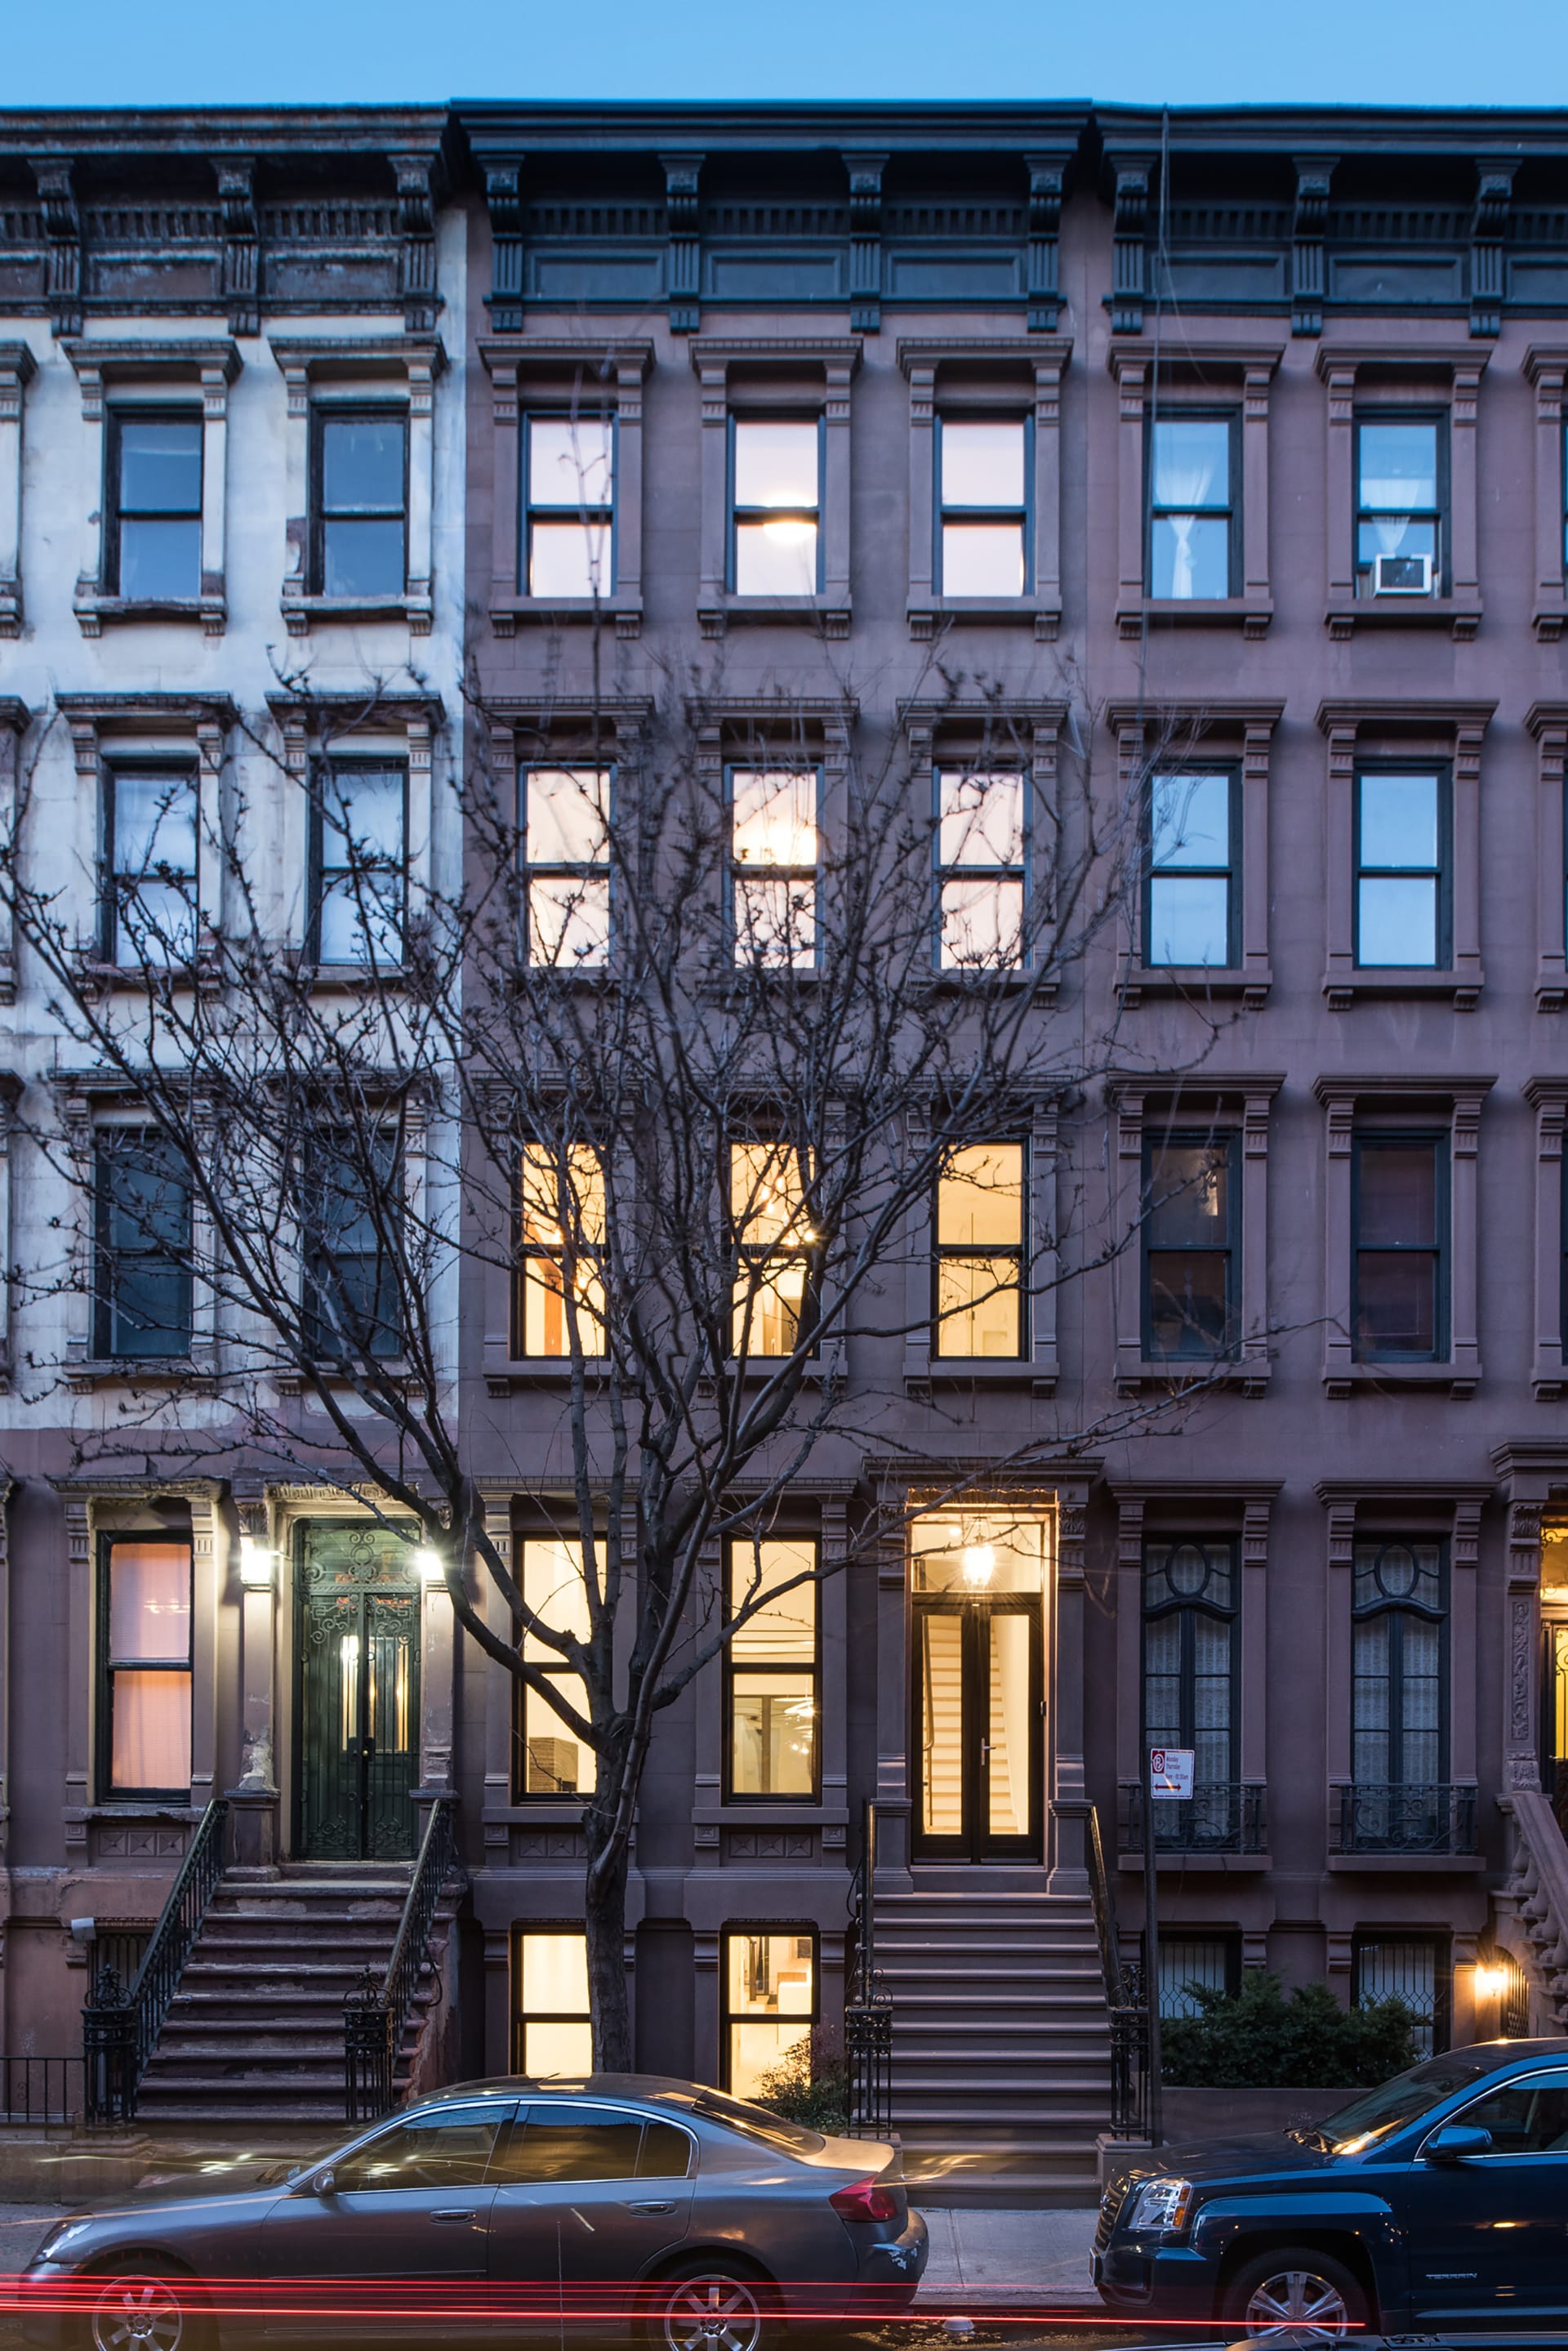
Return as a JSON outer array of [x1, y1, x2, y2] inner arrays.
[[21, 2075, 928, 2351]]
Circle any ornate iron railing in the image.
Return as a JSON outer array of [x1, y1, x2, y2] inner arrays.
[[82, 1798, 229, 2124], [1334, 1782, 1476, 1856], [0, 2056, 86, 2126], [345, 1796, 457, 2123], [843, 1799, 891, 2138], [1088, 1802, 1149, 2140], [1121, 1779, 1267, 1854]]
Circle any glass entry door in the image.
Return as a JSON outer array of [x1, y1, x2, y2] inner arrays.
[[913, 1597, 1041, 1859], [1545, 1620, 1568, 1839], [296, 1524, 421, 1860]]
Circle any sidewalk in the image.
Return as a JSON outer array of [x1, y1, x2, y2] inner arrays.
[[916, 2208, 1101, 2310]]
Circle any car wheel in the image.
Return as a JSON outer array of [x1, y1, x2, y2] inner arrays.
[[1223, 2246, 1369, 2342], [82, 2262, 207, 2351], [653, 2261, 773, 2351]]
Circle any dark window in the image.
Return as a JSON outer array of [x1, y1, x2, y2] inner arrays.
[[1146, 770, 1237, 968], [1352, 1134, 1448, 1361], [730, 767, 818, 969], [520, 765, 611, 968], [729, 419, 820, 596], [936, 769, 1027, 970], [332, 2104, 507, 2192], [301, 1130, 403, 1361], [1354, 769, 1450, 969], [1562, 418, 1567, 578], [103, 765, 198, 967], [1143, 1538, 1239, 1791], [720, 1929, 817, 2099], [310, 765, 407, 966], [108, 410, 202, 600], [934, 1143, 1026, 1358], [96, 1535, 193, 1800], [1147, 414, 1236, 599], [1143, 1133, 1236, 1359], [937, 417, 1030, 596], [95, 1132, 192, 1359], [313, 408, 408, 598], [498, 2105, 644, 2184], [1354, 1934, 1448, 2062], [1352, 1539, 1449, 1798], [725, 1539, 819, 1801], [523, 415, 614, 598], [1141, 1930, 1241, 2020], [1356, 414, 1446, 596]]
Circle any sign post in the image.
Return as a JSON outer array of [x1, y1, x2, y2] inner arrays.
[[1144, 1746, 1194, 2148]]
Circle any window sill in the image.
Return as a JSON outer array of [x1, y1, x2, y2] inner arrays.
[[698, 594, 849, 640], [1534, 597, 1566, 645], [1325, 596, 1481, 643], [290, 960, 412, 991], [1115, 1358, 1271, 1400], [1121, 964, 1272, 1010], [1535, 1364, 1568, 1402], [927, 968, 1058, 1005], [1322, 966, 1482, 1011], [282, 1358, 414, 1395], [72, 956, 220, 997], [0, 583, 22, 640], [80, 1800, 203, 1822], [693, 1804, 849, 1828], [483, 1357, 608, 1396], [911, 1360, 1058, 1395], [74, 591, 226, 640], [281, 590, 433, 637], [1326, 1850, 1484, 1872], [908, 597, 1062, 643], [491, 594, 642, 640], [65, 1356, 213, 1394], [1536, 964, 1568, 1013], [1116, 1849, 1272, 1874], [1116, 596, 1272, 641], [1321, 1359, 1479, 1400]]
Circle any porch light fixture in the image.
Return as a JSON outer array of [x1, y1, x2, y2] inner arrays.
[[1472, 1962, 1510, 2002], [414, 1548, 446, 1583], [961, 1541, 996, 1587], [238, 1538, 277, 1590]]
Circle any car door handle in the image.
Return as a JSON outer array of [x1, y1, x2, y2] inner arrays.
[[429, 2208, 479, 2224], [626, 2201, 675, 2215]]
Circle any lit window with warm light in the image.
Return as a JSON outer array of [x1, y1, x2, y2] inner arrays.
[[937, 770, 1027, 970], [513, 1538, 598, 1800], [909, 1510, 1051, 1595], [522, 765, 611, 968], [730, 418, 820, 596], [517, 1142, 607, 1358], [511, 1929, 593, 2075], [731, 767, 818, 968], [727, 1538, 819, 1800], [935, 1144, 1026, 1358], [99, 1537, 194, 1800], [938, 418, 1029, 596], [722, 1929, 817, 2098], [730, 1139, 815, 1356], [523, 413, 614, 599]]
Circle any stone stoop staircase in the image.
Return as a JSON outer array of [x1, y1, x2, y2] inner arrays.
[[875, 1879, 1113, 2207], [134, 1863, 453, 2126]]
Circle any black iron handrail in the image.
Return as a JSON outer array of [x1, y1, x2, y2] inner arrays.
[[82, 1798, 228, 2123], [1087, 1800, 1149, 2140], [345, 1796, 457, 2122], [1334, 1782, 1476, 1855], [847, 1798, 877, 2006], [844, 1799, 890, 2137], [1121, 1779, 1267, 1854]]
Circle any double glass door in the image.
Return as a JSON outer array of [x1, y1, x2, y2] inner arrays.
[[913, 1597, 1041, 1860], [296, 1525, 421, 1860]]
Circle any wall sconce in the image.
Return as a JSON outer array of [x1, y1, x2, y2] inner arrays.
[[238, 1537, 277, 1590], [1472, 1961, 1510, 2003], [414, 1548, 446, 1584]]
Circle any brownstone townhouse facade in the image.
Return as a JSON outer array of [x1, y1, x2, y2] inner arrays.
[[1, 100, 1567, 2190]]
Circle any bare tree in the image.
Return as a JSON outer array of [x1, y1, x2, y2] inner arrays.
[[0, 659, 1234, 2068]]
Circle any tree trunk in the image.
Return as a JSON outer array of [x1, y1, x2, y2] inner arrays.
[[583, 1804, 633, 2072]]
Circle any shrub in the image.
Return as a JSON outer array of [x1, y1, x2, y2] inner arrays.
[[1160, 1970, 1421, 2089], [749, 2025, 851, 2133]]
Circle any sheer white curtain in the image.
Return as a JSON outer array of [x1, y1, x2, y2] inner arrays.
[[1152, 435, 1222, 600]]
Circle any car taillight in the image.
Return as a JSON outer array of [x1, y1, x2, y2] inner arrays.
[[830, 2175, 898, 2223]]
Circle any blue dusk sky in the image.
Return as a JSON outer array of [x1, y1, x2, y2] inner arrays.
[[3, 0, 1566, 109]]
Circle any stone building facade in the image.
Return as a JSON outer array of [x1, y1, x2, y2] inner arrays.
[[2, 100, 1568, 2181]]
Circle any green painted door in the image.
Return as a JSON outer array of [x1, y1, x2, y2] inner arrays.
[[296, 1524, 421, 1861]]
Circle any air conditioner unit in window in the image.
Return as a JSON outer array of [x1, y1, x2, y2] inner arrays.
[[1372, 551, 1434, 596]]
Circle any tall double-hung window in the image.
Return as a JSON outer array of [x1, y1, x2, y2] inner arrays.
[[1147, 417, 1236, 600], [312, 408, 408, 598], [310, 765, 408, 966], [108, 409, 203, 600], [937, 420, 1029, 596], [934, 1144, 1026, 1358], [97, 1536, 193, 1799], [729, 421, 820, 596], [1146, 771, 1237, 969], [730, 1140, 813, 1356], [731, 769, 817, 967], [1352, 1539, 1449, 1845], [522, 766, 612, 968], [1352, 1134, 1448, 1362], [1143, 1133, 1236, 1360], [1356, 417, 1446, 597], [1353, 770, 1450, 969], [937, 770, 1026, 969], [95, 1132, 193, 1360], [523, 415, 614, 598], [1142, 1538, 1239, 1845], [103, 765, 198, 967], [517, 1142, 606, 1358], [726, 1539, 819, 1800]]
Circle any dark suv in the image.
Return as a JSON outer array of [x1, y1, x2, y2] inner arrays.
[[1094, 2037, 1568, 2338]]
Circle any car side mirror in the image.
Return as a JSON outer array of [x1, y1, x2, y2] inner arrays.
[[306, 2166, 336, 2196], [1423, 2124, 1493, 2164]]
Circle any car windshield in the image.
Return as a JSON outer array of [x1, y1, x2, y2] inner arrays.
[[693, 2090, 826, 2155], [1303, 2053, 1497, 2152]]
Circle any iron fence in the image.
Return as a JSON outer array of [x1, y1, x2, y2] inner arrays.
[[843, 1799, 891, 2138], [1087, 1802, 1149, 2139], [0, 2056, 86, 2126], [82, 1798, 229, 2124], [1333, 1782, 1476, 1856], [1120, 1779, 1267, 1854]]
